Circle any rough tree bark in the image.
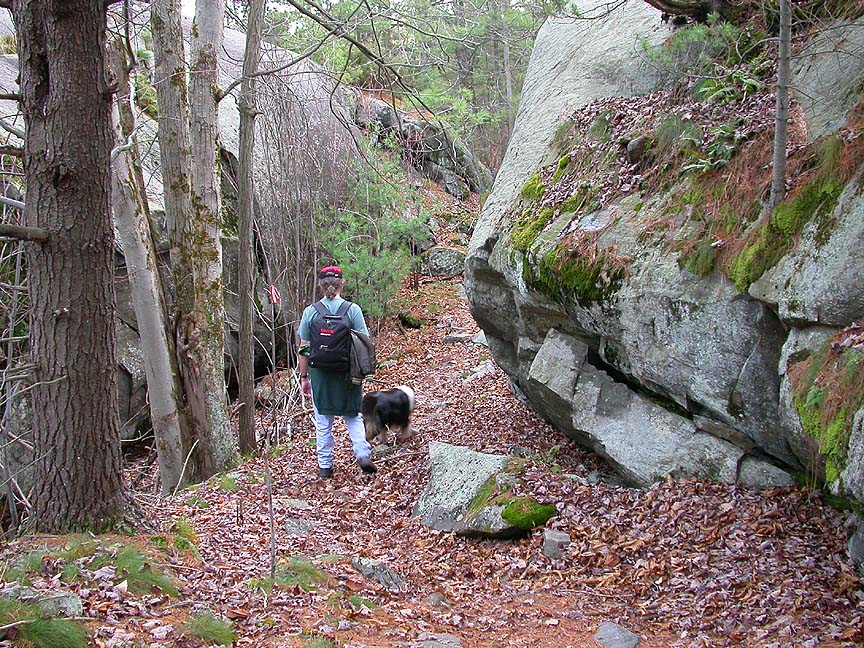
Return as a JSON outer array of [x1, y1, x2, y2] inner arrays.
[[186, 0, 235, 474], [12, 0, 125, 530], [108, 41, 185, 494], [237, 0, 266, 455]]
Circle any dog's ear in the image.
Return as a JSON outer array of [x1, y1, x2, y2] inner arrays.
[[361, 392, 378, 416]]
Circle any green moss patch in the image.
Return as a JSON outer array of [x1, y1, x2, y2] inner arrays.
[[727, 137, 846, 292], [789, 338, 864, 490], [559, 183, 599, 215], [552, 155, 572, 183], [0, 34, 16, 55], [463, 462, 556, 533], [679, 236, 717, 276], [511, 207, 554, 252], [133, 72, 159, 120], [520, 172, 546, 202], [523, 244, 626, 307], [500, 497, 557, 530]]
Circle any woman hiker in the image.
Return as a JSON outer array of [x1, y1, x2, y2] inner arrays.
[[297, 265, 377, 479]]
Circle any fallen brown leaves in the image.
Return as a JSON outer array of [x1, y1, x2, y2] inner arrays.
[[5, 264, 862, 648], [131, 270, 864, 647]]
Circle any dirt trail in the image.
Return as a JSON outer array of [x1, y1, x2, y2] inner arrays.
[[139, 274, 862, 648]]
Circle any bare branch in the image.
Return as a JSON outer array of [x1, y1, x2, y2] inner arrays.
[[0, 145, 22, 157], [0, 117, 24, 140], [0, 223, 49, 243], [0, 194, 24, 210], [0, 93, 20, 101], [217, 41, 329, 102]]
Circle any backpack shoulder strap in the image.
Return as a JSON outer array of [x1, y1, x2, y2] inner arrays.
[[335, 300, 352, 316], [312, 301, 329, 316]]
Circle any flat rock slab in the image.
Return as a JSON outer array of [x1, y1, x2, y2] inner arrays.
[[2, 585, 83, 618], [284, 517, 317, 537]]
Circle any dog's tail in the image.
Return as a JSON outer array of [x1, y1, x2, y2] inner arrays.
[[395, 385, 415, 412]]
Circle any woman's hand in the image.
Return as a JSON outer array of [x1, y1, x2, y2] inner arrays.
[[301, 376, 312, 397]]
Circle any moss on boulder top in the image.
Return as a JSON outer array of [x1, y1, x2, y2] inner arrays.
[[413, 442, 557, 539]]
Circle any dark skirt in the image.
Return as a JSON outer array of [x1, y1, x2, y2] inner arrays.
[[310, 367, 362, 416]]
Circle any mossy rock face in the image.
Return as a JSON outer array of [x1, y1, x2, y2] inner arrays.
[[789, 340, 864, 492], [523, 246, 626, 307], [726, 137, 845, 293], [398, 311, 425, 328], [511, 207, 555, 252]]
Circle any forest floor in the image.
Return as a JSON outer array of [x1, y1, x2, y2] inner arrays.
[[3, 226, 864, 648]]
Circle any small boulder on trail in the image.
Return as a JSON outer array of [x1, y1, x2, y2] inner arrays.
[[413, 442, 556, 539]]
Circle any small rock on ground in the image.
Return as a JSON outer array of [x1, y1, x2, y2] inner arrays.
[[594, 621, 640, 648]]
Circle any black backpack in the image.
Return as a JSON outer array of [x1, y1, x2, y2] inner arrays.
[[308, 300, 353, 371]]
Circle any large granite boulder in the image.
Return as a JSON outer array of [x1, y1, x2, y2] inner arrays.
[[464, 1, 864, 569]]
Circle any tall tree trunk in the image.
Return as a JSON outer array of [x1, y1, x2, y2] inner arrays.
[[12, 0, 125, 530], [187, 0, 235, 474], [769, 0, 791, 212], [150, 0, 234, 483], [108, 41, 185, 494], [150, 0, 201, 483], [237, 0, 266, 455]]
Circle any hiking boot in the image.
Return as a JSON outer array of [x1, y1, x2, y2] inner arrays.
[[357, 457, 377, 474], [319, 466, 333, 480]]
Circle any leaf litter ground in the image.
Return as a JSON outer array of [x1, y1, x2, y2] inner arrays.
[[130, 271, 861, 648], [3, 271, 863, 648]]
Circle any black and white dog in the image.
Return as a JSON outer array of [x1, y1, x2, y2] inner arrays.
[[361, 385, 415, 446]]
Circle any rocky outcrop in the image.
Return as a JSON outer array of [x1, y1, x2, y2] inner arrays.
[[354, 95, 493, 197], [464, 1, 864, 570], [793, 20, 864, 141], [750, 176, 864, 327], [421, 247, 467, 277]]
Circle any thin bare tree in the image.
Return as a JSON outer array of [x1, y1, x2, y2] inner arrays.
[[769, 0, 792, 212], [150, 0, 235, 484], [108, 39, 185, 494], [237, 0, 267, 454]]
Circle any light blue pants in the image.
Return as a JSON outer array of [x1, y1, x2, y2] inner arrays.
[[313, 404, 372, 469]]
